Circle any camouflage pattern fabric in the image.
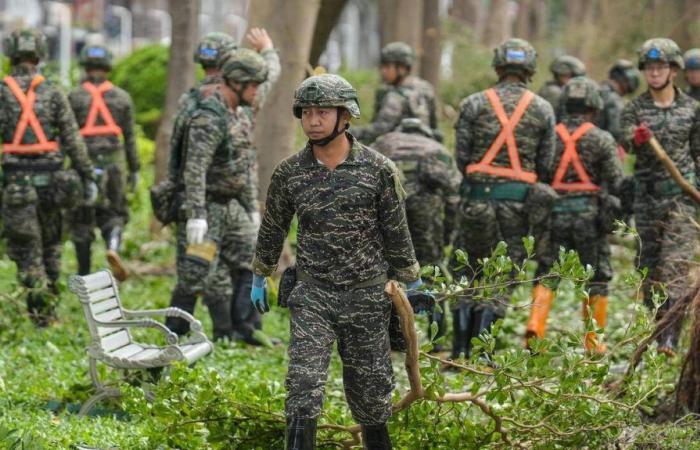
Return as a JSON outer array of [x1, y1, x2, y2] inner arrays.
[[620, 87, 700, 316], [371, 130, 461, 266], [538, 80, 562, 118], [352, 75, 437, 144], [686, 85, 700, 102], [596, 81, 625, 142], [252, 134, 420, 286], [285, 281, 393, 424]]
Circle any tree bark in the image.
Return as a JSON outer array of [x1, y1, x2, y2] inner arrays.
[[482, 0, 511, 47], [514, 0, 533, 40], [394, 0, 424, 72], [153, 0, 199, 185], [309, 0, 349, 67], [379, 0, 398, 46], [248, 0, 322, 202], [449, 0, 484, 41], [420, 0, 441, 89]]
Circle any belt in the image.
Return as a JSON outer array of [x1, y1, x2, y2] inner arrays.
[[552, 195, 596, 213], [466, 181, 530, 202], [296, 269, 388, 291]]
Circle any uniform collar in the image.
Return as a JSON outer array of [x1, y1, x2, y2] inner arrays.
[[299, 133, 363, 168]]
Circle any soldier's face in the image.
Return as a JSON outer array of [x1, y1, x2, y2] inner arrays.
[[381, 63, 408, 84], [644, 62, 676, 89], [556, 74, 572, 86], [686, 69, 700, 87], [240, 82, 260, 105], [300, 107, 348, 139]]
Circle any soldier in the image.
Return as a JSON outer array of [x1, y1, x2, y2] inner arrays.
[[538, 54, 586, 118], [352, 41, 439, 144], [620, 38, 700, 357], [165, 49, 268, 342], [596, 59, 641, 142], [371, 117, 461, 352], [453, 38, 556, 359], [683, 48, 700, 101], [524, 77, 624, 353], [68, 45, 139, 282], [251, 74, 421, 449], [0, 28, 95, 325]]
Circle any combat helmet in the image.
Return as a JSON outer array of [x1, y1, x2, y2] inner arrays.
[[684, 48, 700, 70], [3, 28, 48, 63], [560, 76, 603, 112], [492, 38, 537, 77], [398, 117, 433, 139], [293, 74, 360, 119], [193, 32, 237, 68], [380, 42, 416, 68], [549, 55, 586, 77], [608, 59, 640, 93], [79, 45, 113, 70], [219, 48, 268, 84], [637, 38, 684, 70]]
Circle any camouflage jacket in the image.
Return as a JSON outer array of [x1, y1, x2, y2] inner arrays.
[[620, 87, 700, 192], [353, 75, 437, 144], [0, 65, 94, 179], [68, 74, 139, 173], [553, 115, 624, 195], [182, 91, 255, 219], [455, 80, 556, 183], [253, 48, 281, 112], [686, 85, 700, 102], [595, 81, 625, 142], [252, 134, 420, 286], [537, 80, 562, 119]]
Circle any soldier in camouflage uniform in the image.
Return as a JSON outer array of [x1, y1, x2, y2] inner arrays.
[[453, 38, 556, 359], [596, 59, 641, 142], [371, 117, 461, 351], [620, 38, 700, 357], [352, 41, 439, 144], [68, 45, 139, 282], [538, 54, 586, 118], [164, 49, 268, 342], [683, 49, 700, 101], [524, 77, 624, 353], [252, 74, 420, 449], [0, 29, 95, 325]]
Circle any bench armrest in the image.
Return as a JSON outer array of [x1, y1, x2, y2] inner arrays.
[[94, 318, 178, 345], [122, 307, 204, 332]]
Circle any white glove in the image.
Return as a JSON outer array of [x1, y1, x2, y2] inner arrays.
[[84, 181, 98, 205], [250, 212, 261, 229], [186, 219, 208, 244]]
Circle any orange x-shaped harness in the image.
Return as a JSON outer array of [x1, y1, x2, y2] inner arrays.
[[3, 75, 59, 154], [466, 88, 537, 184], [551, 122, 599, 192], [79, 81, 122, 137]]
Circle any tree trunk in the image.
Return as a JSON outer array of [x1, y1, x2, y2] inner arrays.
[[450, 0, 485, 41], [309, 0, 349, 67], [153, 0, 199, 185], [248, 0, 322, 202], [394, 0, 424, 72], [514, 0, 533, 40], [482, 0, 511, 46], [379, 0, 398, 46], [420, 0, 441, 89]]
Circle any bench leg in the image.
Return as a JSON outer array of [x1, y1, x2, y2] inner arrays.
[[79, 387, 121, 417]]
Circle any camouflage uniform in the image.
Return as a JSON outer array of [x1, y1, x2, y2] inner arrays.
[[253, 75, 419, 436], [538, 55, 587, 119], [0, 29, 94, 324], [684, 49, 700, 102], [620, 38, 700, 353], [453, 38, 556, 358], [596, 60, 641, 142]]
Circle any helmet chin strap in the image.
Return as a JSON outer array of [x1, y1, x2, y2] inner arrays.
[[309, 107, 348, 146]]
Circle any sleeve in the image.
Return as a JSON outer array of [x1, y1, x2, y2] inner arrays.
[[619, 102, 638, 154], [182, 110, 225, 220], [536, 100, 557, 183], [597, 131, 625, 195], [54, 90, 94, 181], [377, 160, 420, 283], [454, 96, 479, 171], [252, 163, 295, 276], [606, 99, 623, 143], [352, 91, 406, 144], [119, 93, 139, 173], [254, 48, 281, 111], [428, 87, 439, 130]]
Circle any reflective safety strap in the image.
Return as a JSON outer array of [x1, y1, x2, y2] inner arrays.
[[3, 75, 59, 154], [552, 122, 599, 192], [80, 81, 122, 137]]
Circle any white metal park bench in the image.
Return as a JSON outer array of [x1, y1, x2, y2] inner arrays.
[[68, 270, 213, 416]]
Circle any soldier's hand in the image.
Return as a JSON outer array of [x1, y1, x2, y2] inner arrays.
[[251, 274, 270, 314], [186, 218, 208, 244], [247, 27, 273, 53], [84, 181, 98, 206], [127, 172, 139, 193], [633, 123, 653, 146]]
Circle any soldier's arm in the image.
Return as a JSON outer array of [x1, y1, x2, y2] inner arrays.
[[254, 48, 281, 111], [598, 131, 625, 194], [619, 102, 638, 154], [606, 100, 623, 143], [428, 86, 439, 130], [182, 110, 224, 220], [120, 93, 140, 173], [454, 97, 477, 171], [54, 89, 94, 181], [378, 160, 420, 283], [536, 101, 557, 183], [352, 91, 405, 143], [252, 163, 294, 276]]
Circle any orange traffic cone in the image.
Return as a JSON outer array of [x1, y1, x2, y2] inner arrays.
[[525, 284, 554, 346], [583, 295, 608, 354]]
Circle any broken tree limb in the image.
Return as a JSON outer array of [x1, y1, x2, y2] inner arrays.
[[648, 136, 700, 205]]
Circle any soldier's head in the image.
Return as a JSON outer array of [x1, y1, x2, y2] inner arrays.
[[637, 38, 683, 91], [3, 28, 48, 66], [684, 48, 700, 88], [398, 117, 434, 139], [293, 74, 360, 146], [218, 48, 267, 107], [194, 32, 237, 73], [608, 59, 640, 95], [380, 42, 415, 85], [79, 45, 113, 75], [549, 55, 586, 86], [492, 38, 537, 83], [560, 76, 603, 118]]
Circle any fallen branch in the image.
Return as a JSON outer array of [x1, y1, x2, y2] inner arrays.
[[648, 137, 700, 205]]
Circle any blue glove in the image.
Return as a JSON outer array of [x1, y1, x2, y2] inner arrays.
[[251, 274, 269, 314], [406, 278, 436, 315]]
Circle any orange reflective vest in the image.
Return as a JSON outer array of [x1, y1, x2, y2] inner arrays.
[[79, 81, 122, 137], [2, 75, 59, 155], [465, 88, 537, 184], [551, 122, 599, 192]]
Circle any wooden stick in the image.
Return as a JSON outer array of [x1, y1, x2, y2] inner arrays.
[[648, 136, 700, 205]]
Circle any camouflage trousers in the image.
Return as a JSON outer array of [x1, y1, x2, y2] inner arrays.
[[405, 192, 445, 267], [285, 281, 394, 425]]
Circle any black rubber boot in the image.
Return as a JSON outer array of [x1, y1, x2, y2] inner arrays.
[[451, 303, 473, 359], [74, 241, 92, 276], [231, 270, 274, 346], [165, 286, 197, 336], [286, 417, 317, 450], [27, 290, 51, 327], [204, 295, 233, 341], [470, 308, 498, 343], [360, 423, 392, 450]]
